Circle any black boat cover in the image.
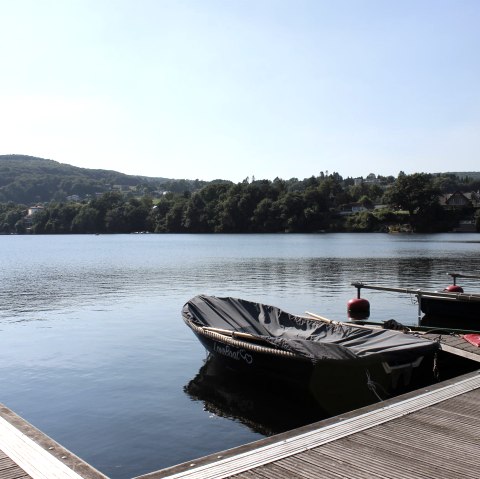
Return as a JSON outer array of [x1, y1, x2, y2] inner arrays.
[[183, 295, 440, 363]]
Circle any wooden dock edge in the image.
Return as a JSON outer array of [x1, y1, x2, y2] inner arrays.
[[440, 342, 480, 362], [0, 403, 109, 479], [135, 370, 480, 479]]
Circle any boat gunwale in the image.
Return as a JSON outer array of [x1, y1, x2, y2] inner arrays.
[[184, 318, 308, 361]]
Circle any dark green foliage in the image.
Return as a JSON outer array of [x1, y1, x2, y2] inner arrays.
[[383, 172, 440, 215], [1, 167, 479, 234], [71, 206, 101, 233], [344, 211, 379, 232], [0, 154, 204, 204], [0, 202, 27, 234]]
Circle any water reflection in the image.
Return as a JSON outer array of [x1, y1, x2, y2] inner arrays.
[[2, 251, 480, 323], [185, 356, 328, 436]]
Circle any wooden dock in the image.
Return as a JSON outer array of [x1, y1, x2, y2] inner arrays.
[[424, 332, 480, 363], [0, 404, 108, 479], [2, 332, 480, 479], [135, 370, 480, 479]]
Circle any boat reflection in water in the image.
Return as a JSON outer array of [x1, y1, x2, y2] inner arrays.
[[185, 355, 331, 436], [184, 352, 434, 436]]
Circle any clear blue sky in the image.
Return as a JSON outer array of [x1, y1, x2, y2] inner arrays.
[[1, 0, 479, 182]]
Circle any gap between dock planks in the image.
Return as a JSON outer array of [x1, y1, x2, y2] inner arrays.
[[135, 371, 480, 479]]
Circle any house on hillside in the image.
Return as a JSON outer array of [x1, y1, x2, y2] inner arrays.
[[440, 191, 480, 209], [24, 205, 45, 229], [339, 203, 369, 215], [439, 191, 480, 233], [27, 205, 45, 216]]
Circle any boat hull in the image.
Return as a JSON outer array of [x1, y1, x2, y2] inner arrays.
[[420, 295, 480, 321], [189, 325, 437, 412]]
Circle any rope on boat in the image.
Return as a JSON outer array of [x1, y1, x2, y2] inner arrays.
[[433, 350, 440, 381], [365, 369, 388, 402], [187, 320, 304, 359]]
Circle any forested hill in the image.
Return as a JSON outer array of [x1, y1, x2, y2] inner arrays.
[[0, 154, 207, 204]]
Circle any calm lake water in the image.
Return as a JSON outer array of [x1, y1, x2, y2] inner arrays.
[[1, 233, 479, 478]]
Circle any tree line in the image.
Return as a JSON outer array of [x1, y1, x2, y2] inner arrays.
[[1, 172, 479, 234], [0, 154, 207, 204]]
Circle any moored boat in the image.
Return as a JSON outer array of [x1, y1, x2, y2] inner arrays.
[[420, 272, 480, 321], [182, 295, 440, 409], [351, 273, 480, 328], [419, 294, 480, 320]]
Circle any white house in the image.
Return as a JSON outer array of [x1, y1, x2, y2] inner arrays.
[[27, 205, 45, 216]]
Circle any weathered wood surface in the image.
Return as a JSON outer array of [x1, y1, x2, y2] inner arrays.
[[137, 371, 480, 479], [242, 389, 480, 479], [235, 388, 480, 479], [424, 333, 480, 362], [0, 405, 108, 479], [0, 448, 31, 479]]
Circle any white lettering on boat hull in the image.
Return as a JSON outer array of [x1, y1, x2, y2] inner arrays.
[[213, 342, 253, 364]]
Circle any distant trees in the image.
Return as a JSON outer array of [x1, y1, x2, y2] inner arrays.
[[382, 172, 470, 232], [383, 173, 440, 215], [0, 171, 478, 234], [0, 202, 26, 234]]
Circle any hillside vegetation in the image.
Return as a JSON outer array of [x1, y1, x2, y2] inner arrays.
[[0, 154, 207, 203], [1, 155, 480, 234]]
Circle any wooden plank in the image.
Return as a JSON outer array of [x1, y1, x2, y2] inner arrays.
[[421, 404, 480, 427], [0, 449, 31, 479], [252, 463, 314, 479], [136, 373, 480, 479], [322, 439, 457, 479], [315, 444, 431, 479], [280, 451, 388, 479], [231, 463, 305, 479], [309, 450, 392, 479], [433, 393, 480, 414], [257, 386, 480, 479], [0, 416, 86, 479], [404, 411, 480, 440], [229, 471, 269, 479], [0, 457, 13, 468], [420, 401, 480, 425], [370, 425, 480, 456], [357, 429, 479, 473], [372, 413, 480, 446], [438, 342, 480, 362], [421, 333, 480, 361], [443, 337, 471, 347], [0, 469, 31, 479], [277, 455, 354, 479], [347, 430, 476, 476], [227, 471, 269, 479], [440, 335, 480, 352], [0, 406, 108, 479]]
